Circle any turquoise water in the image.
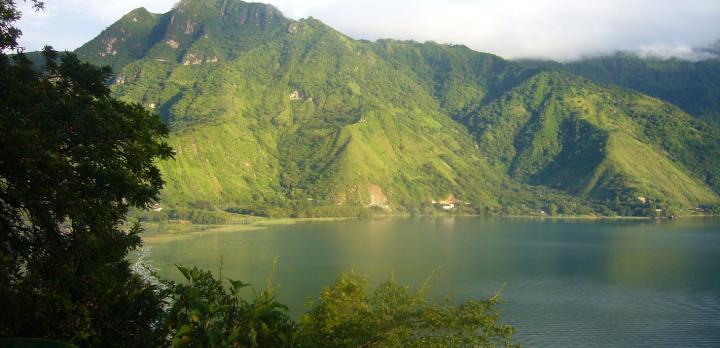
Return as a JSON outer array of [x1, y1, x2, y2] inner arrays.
[[143, 217, 720, 347]]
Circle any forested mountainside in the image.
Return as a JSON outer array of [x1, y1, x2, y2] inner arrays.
[[520, 48, 720, 125], [565, 54, 720, 125], [71, 0, 720, 217]]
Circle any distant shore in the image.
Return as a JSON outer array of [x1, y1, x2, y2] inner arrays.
[[140, 216, 351, 243], [139, 213, 719, 243]]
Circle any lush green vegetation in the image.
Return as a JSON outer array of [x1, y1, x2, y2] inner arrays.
[[521, 51, 720, 125], [0, 46, 173, 346], [566, 54, 720, 125], [66, 0, 720, 219], [463, 71, 719, 214], [162, 265, 515, 347], [296, 272, 514, 347]]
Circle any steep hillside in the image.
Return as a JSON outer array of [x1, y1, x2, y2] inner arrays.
[[77, 1, 535, 216], [559, 53, 720, 125], [463, 71, 719, 211], [74, 7, 163, 71], [369, 41, 537, 118], [72, 0, 720, 217], [76, 0, 290, 72]]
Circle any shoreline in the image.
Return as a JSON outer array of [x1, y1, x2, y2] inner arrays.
[[140, 213, 719, 243], [140, 216, 353, 243]]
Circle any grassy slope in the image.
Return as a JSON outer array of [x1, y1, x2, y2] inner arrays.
[[73, 0, 720, 216], [103, 12, 523, 213], [562, 54, 720, 125], [602, 134, 716, 206], [466, 71, 719, 208]]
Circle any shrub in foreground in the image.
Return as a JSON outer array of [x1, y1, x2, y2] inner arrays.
[[165, 266, 516, 348]]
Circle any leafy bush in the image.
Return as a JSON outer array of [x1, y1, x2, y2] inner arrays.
[[297, 273, 516, 348], [163, 268, 516, 348], [165, 266, 296, 348]]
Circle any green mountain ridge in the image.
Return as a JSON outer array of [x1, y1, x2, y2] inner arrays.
[[520, 51, 720, 125], [466, 71, 719, 207], [71, 0, 720, 217], [568, 54, 720, 124]]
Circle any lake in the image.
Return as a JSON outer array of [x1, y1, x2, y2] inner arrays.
[[142, 217, 720, 347]]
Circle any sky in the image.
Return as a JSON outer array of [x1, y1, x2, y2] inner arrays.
[[15, 0, 720, 61]]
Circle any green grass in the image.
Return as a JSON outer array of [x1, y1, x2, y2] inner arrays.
[[603, 133, 718, 206]]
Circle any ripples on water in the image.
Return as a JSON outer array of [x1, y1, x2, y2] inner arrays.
[[509, 280, 720, 347]]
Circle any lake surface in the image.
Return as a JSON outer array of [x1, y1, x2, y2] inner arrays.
[[143, 217, 720, 347]]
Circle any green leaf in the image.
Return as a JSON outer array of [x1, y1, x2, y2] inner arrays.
[[177, 324, 193, 337], [177, 265, 192, 282], [228, 279, 251, 293]]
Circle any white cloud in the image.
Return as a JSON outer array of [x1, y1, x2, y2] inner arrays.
[[636, 44, 717, 61], [269, 0, 337, 18], [15, 0, 720, 61], [283, 0, 720, 61]]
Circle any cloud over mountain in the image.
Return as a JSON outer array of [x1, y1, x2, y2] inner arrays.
[[16, 0, 720, 61]]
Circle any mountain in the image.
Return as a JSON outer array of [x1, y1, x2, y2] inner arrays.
[[464, 71, 720, 208], [524, 51, 720, 125], [72, 0, 720, 217]]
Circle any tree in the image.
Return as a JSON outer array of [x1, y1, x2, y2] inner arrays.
[[1, 0, 43, 52], [548, 203, 559, 216], [297, 273, 516, 347], [0, 46, 173, 348]]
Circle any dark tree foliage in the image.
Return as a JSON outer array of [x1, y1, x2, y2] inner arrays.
[[0, 0, 43, 51], [0, 47, 173, 346]]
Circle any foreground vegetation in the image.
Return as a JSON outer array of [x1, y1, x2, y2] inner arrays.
[[160, 265, 514, 347]]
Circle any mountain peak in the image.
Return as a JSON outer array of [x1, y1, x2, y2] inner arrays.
[[174, 0, 284, 20], [169, 0, 288, 35], [122, 7, 152, 19], [76, 0, 292, 69]]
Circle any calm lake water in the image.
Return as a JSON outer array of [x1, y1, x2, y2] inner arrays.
[[143, 217, 720, 347]]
